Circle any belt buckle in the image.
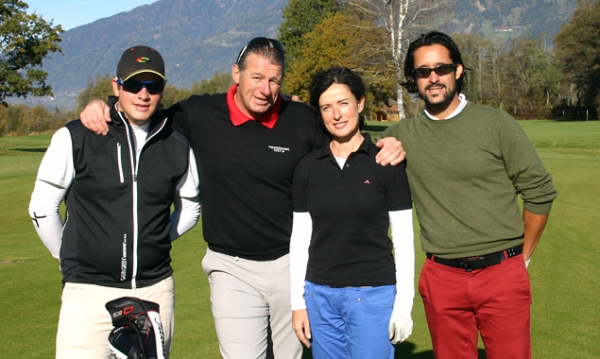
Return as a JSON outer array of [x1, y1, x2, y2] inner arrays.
[[460, 256, 484, 272]]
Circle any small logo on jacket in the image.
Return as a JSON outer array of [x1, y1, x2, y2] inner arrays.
[[364, 179, 371, 184], [268, 145, 290, 153]]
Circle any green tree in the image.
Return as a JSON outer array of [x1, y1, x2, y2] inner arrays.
[[503, 37, 562, 117], [0, 0, 63, 105], [278, 0, 339, 63], [530, 50, 562, 108], [74, 74, 114, 115], [190, 72, 232, 95], [453, 34, 492, 104], [160, 72, 232, 109], [487, 41, 510, 110], [555, 0, 600, 116], [0, 104, 7, 136], [160, 85, 184, 109]]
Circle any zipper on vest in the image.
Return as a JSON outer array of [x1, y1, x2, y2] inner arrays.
[[117, 112, 168, 289], [116, 143, 124, 183], [119, 113, 139, 289], [129, 117, 168, 288]]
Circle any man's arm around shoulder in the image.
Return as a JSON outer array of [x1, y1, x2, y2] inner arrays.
[[374, 121, 407, 166], [80, 99, 113, 135]]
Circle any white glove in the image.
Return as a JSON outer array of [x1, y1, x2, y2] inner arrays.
[[388, 308, 413, 344]]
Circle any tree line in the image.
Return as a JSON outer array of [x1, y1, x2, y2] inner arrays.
[[0, 72, 233, 137], [1, 0, 599, 137], [279, 0, 599, 121]]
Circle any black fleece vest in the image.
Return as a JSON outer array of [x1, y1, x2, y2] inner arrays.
[[61, 112, 189, 288]]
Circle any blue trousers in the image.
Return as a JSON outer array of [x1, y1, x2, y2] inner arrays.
[[304, 281, 395, 359]]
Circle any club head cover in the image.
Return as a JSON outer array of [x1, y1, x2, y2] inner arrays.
[[105, 297, 165, 359]]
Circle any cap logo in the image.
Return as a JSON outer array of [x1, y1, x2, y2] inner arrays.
[[136, 57, 151, 63]]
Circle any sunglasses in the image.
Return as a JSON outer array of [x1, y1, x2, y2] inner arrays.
[[412, 63, 457, 79], [116, 78, 166, 94], [236, 37, 285, 64]]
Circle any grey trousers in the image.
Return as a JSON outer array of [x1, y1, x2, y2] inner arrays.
[[202, 248, 302, 359]]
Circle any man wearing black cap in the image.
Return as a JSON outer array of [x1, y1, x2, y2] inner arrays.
[[28, 45, 200, 359]]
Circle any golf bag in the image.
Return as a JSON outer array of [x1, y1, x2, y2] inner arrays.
[[105, 297, 166, 359]]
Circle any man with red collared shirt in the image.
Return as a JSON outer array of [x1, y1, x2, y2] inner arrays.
[[166, 41, 325, 359]]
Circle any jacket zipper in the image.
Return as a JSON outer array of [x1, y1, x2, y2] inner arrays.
[[120, 114, 138, 289], [118, 112, 169, 289]]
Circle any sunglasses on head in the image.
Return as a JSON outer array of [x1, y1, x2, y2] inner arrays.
[[412, 63, 457, 79], [116, 78, 166, 94], [236, 37, 285, 64]]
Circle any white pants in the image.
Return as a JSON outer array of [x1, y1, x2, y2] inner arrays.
[[202, 248, 302, 359], [55, 276, 175, 359]]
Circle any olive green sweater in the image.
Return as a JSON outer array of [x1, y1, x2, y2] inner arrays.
[[382, 102, 557, 258]]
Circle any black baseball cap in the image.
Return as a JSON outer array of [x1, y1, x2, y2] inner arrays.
[[116, 45, 165, 81]]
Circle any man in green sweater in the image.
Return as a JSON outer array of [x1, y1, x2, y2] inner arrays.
[[381, 31, 557, 359]]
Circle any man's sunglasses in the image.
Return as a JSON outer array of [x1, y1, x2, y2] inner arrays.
[[236, 37, 285, 64], [412, 63, 457, 79], [116, 78, 166, 94]]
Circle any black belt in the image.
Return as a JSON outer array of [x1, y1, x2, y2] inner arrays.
[[426, 245, 522, 272]]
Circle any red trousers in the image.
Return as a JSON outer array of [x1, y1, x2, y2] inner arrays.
[[419, 253, 532, 359]]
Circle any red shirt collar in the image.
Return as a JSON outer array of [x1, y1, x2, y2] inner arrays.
[[226, 84, 281, 129]]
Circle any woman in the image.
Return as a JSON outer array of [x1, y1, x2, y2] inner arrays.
[[289, 67, 415, 358]]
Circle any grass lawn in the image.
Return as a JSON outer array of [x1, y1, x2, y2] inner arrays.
[[1, 120, 599, 358]]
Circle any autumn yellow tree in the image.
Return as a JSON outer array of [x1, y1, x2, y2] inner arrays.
[[283, 12, 393, 111]]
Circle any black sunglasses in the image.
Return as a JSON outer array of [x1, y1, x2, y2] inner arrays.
[[117, 78, 166, 95], [236, 37, 285, 64], [412, 63, 457, 79]]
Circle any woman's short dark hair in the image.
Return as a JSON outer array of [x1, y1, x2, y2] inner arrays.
[[401, 31, 467, 94], [309, 67, 367, 130]]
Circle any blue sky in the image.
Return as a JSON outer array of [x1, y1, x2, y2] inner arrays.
[[25, 0, 158, 30]]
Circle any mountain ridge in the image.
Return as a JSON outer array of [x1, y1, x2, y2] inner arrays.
[[33, 0, 576, 108], [42, 0, 287, 98]]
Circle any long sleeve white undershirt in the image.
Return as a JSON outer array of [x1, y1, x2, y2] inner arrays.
[[28, 127, 200, 260], [290, 209, 415, 313]]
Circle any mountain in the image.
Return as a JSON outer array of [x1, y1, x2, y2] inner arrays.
[[41, 0, 287, 102], [34, 0, 576, 108], [447, 0, 577, 39]]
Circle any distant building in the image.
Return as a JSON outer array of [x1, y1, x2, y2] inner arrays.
[[370, 104, 400, 122]]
